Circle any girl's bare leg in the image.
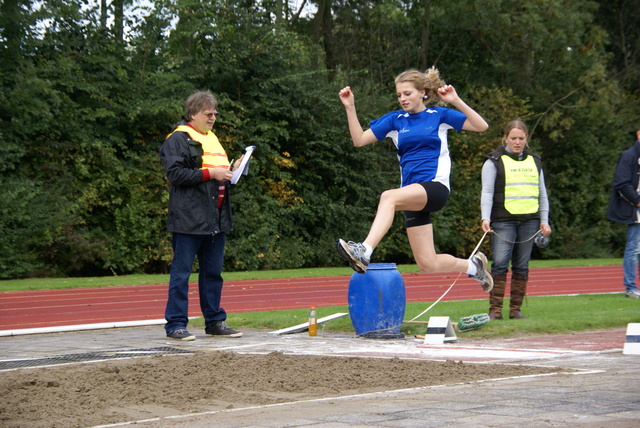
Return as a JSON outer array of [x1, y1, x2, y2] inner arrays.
[[406, 224, 469, 273], [363, 184, 428, 249], [337, 183, 493, 291], [407, 223, 494, 291]]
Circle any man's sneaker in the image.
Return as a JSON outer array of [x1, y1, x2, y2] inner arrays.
[[167, 328, 196, 341], [335, 239, 369, 274], [471, 252, 493, 292], [205, 321, 243, 338], [626, 290, 640, 298]]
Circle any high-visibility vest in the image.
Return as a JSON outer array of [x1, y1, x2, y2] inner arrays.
[[168, 125, 230, 170], [172, 125, 230, 209], [501, 155, 539, 215]]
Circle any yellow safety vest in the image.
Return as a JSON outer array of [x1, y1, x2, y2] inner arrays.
[[501, 155, 539, 215], [170, 125, 230, 170]]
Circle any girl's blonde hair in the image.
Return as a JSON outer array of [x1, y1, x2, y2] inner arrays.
[[394, 67, 446, 106], [503, 119, 529, 147]]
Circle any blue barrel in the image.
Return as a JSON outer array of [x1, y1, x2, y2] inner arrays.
[[348, 263, 406, 339]]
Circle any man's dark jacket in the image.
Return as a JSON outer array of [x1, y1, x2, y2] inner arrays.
[[607, 141, 640, 225], [159, 121, 233, 235]]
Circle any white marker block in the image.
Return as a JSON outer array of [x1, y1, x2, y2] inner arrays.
[[423, 316, 457, 345], [623, 323, 640, 355]]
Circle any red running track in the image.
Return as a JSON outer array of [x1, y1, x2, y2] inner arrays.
[[0, 265, 623, 331]]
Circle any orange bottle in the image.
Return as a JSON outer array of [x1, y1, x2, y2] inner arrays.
[[308, 307, 317, 336]]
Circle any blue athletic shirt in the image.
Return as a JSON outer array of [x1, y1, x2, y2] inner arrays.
[[370, 107, 467, 189]]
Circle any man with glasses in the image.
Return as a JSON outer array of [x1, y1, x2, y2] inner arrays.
[[159, 90, 243, 340]]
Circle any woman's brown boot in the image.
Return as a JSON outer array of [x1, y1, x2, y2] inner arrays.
[[509, 273, 528, 319], [489, 273, 507, 320]]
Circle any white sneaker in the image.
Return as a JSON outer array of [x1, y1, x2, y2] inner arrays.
[[471, 252, 493, 292], [625, 290, 640, 298], [335, 239, 370, 274]]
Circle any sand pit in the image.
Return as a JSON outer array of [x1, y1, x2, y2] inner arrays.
[[0, 350, 563, 427]]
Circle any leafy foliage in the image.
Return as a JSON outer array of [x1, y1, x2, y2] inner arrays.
[[0, 0, 637, 278]]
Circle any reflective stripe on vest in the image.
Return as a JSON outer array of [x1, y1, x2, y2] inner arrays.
[[172, 125, 230, 170], [501, 155, 539, 215]]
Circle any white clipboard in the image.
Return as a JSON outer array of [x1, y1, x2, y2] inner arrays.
[[231, 145, 255, 184]]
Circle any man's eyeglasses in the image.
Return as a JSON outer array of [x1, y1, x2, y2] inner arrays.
[[203, 111, 218, 119]]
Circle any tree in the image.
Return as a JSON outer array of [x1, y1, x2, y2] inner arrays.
[[594, 0, 640, 94], [1, 0, 638, 278]]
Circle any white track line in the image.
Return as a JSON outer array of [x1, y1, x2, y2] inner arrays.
[[0, 319, 167, 337], [90, 368, 604, 428]]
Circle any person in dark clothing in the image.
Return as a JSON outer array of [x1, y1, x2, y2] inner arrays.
[[481, 120, 552, 319], [607, 129, 640, 299], [159, 90, 244, 340]]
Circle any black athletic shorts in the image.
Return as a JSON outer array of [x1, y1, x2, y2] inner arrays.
[[404, 181, 450, 228]]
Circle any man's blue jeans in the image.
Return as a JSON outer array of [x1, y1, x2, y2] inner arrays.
[[623, 223, 640, 293], [165, 232, 227, 334], [490, 219, 540, 276]]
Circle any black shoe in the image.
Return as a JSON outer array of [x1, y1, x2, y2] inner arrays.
[[205, 321, 243, 338], [167, 328, 196, 341]]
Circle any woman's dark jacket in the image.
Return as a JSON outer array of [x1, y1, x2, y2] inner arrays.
[[159, 121, 233, 235]]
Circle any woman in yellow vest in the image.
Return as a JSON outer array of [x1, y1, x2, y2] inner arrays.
[[480, 120, 552, 319]]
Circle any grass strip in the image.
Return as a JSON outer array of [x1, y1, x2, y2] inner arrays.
[[192, 292, 640, 339]]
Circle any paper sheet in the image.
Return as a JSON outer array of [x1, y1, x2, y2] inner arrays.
[[231, 145, 255, 184]]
